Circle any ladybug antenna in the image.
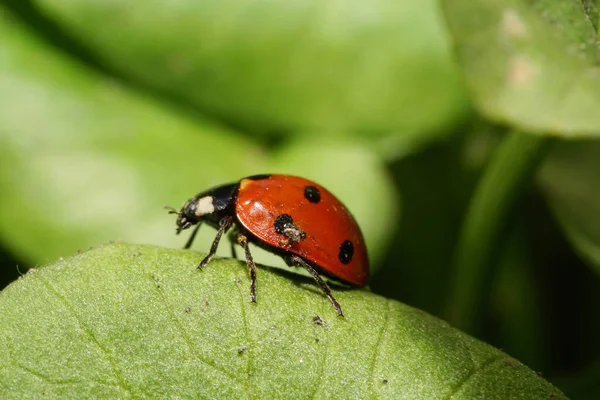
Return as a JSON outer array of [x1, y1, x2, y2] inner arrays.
[[164, 205, 180, 215]]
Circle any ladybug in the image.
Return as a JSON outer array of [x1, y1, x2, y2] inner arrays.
[[166, 174, 369, 316]]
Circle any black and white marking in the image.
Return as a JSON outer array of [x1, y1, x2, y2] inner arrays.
[[194, 196, 215, 216]]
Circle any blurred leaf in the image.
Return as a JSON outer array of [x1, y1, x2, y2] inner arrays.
[[0, 13, 398, 278], [0, 243, 567, 399], [371, 138, 472, 314], [583, 1, 600, 34], [441, 0, 600, 137], [0, 12, 267, 264], [30, 0, 470, 142], [539, 140, 600, 275]]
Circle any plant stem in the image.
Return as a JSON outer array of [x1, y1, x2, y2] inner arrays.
[[446, 131, 551, 333]]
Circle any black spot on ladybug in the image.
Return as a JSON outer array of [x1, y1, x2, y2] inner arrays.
[[304, 186, 321, 203], [338, 240, 354, 264], [246, 174, 271, 181], [274, 214, 294, 234], [274, 214, 306, 243]]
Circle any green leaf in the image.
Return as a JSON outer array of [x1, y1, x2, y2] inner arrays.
[[539, 140, 600, 275], [0, 12, 398, 271], [0, 243, 566, 399], [441, 0, 600, 137], [30, 0, 470, 140]]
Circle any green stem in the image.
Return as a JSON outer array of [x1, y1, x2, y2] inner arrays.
[[446, 131, 551, 333]]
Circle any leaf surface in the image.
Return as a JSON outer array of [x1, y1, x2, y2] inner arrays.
[[0, 243, 567, 399]]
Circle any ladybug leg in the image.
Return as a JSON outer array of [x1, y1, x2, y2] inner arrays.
[[198, 216, 233, 269], [236, 233, 258, 303], [183, 222, 202, 249], [227, 228, 239, 259], [288, 255, 343, 317]]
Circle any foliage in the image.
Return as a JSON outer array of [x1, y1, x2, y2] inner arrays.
[[1, 0, 600, 398], [0, 243, 565, 399]]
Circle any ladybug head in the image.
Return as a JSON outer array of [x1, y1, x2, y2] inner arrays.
[[165, 196, 216, 234], [166, 182, 239, 234]]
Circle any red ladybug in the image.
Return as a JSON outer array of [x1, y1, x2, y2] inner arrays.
[[166, 174, 369, 316]]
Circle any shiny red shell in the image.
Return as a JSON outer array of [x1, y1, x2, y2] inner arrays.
[[234, 175, 369, 287]]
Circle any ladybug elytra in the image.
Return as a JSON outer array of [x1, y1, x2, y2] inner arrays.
[[166, 174, 369, 316]]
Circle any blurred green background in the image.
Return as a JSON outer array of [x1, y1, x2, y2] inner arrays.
[[1, 1, 600, 398]]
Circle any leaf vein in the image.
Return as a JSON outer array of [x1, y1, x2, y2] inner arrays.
[[36, 275, 132, 397], [153, 278, 244, 385], [234, 272, 254, 399], [367, 298, 392, 398], [11, 360, 124, 390], [443, 355, 504, 399]]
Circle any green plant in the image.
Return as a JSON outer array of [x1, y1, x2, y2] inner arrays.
[[1, 0, 599, 398]]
